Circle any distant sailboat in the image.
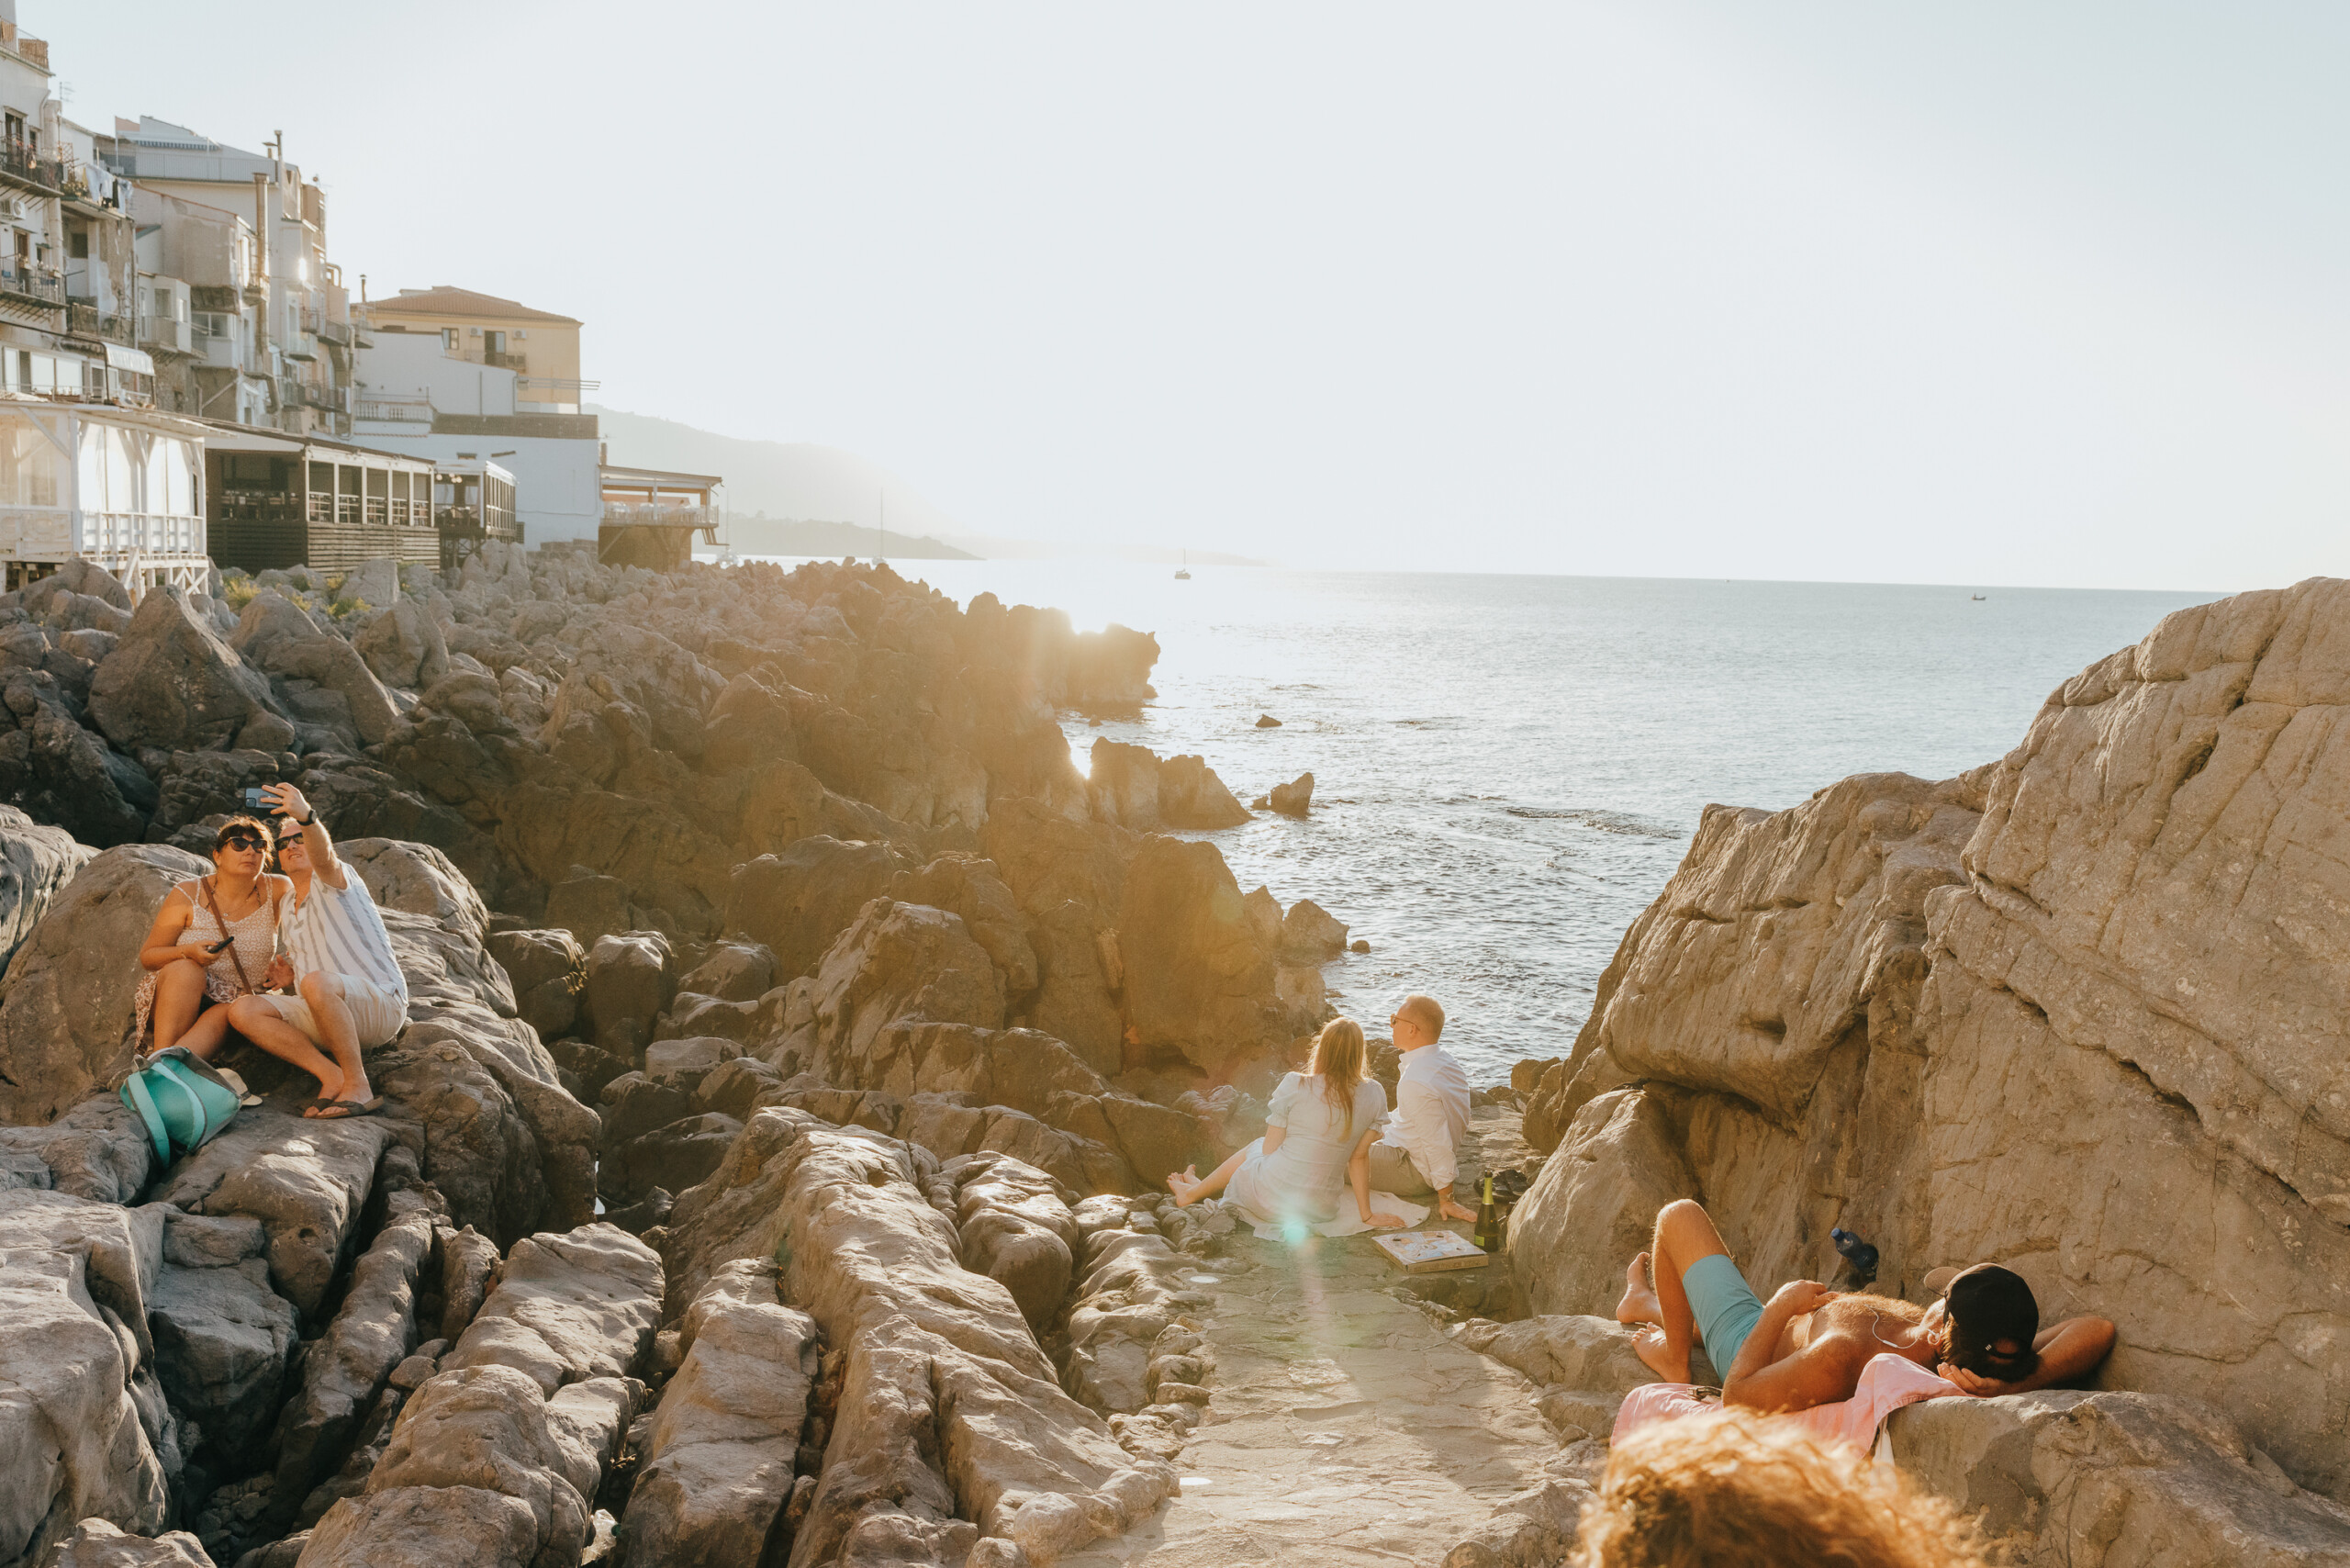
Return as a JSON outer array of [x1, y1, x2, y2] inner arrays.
[[1971, 593, 1986, 600], [1175, 549, 1192, 581]]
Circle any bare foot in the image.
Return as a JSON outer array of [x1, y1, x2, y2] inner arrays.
[[1167, 1166, 1203, 1205], [1617, 1252, 1662, 1327], [1632, 1325, 1691, 1383]]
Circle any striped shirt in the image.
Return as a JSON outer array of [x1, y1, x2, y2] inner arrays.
[[285, 868, 410, 1008]]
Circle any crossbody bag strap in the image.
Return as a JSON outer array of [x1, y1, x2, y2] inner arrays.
[[201, 874, 262, 997]]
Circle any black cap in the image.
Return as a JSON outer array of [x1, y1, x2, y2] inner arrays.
[[1945, 1263, 2041, 1380]]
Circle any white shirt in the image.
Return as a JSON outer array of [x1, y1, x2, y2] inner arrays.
[[1376, 1043, 1471, 1191], [285, 867, 410, 1008]]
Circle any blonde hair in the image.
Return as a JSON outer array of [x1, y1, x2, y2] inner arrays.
[[1305, 1016, 1368, 1131], [1574, 1411, 1991, 1568], [1399, 992, 1445, 1040]]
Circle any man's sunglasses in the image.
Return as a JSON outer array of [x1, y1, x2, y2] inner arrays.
[[218, 831, 269, 851], [278, 832, 307, 848]]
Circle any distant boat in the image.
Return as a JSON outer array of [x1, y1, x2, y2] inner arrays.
[[1971, 594, 1986, 600], [1175, 549, 1192, 581]]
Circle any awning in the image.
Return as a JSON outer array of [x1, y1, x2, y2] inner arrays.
[[103, 343, 156, 375]]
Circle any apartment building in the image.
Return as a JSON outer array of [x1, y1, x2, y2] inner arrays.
[[353, 285, 606, 543], [0, 5, 207, 596], [363, 285, 588, 413], [94, 117, 357, 439]]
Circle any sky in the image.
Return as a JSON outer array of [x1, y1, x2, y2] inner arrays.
[[35, 2, 2350, 589]]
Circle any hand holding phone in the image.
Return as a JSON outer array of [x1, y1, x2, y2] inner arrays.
[[206, 935, 234, 955]]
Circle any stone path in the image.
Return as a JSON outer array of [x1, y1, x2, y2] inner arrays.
[[1066, 1107, 1552, 1568]]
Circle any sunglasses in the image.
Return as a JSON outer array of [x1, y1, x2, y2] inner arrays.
[[218, 831, 267, 851], [278, 833, 307, 848]]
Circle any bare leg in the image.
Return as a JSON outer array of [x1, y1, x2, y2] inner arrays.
[[1631, 1199, 1734, 1383], [148, 959, 210, 1055], [291, 973, 374, 1115], [174, 1002, 237, 1062], [225, 994, 345, 1103], [1169, 1148, 1249, 1206]]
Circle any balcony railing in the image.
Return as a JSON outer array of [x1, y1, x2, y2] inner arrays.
[[484, 350, 526, 371], [139, 316, 193, 353], [0, 138, 67, 192], [354, 398, 431, 423], [0, 265, 64, 309], [316, 319, 352, 346], [602, 501, 716, 528]]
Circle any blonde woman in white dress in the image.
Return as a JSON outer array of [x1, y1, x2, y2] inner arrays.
[[1169, 1017, 1406, 1230]]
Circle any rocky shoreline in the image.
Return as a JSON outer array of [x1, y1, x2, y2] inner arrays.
[[0, 552, 2344, 1567]]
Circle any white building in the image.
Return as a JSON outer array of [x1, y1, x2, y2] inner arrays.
[[0, 393, 209, 593]]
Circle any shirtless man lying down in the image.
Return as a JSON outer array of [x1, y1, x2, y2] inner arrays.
[[1615, 1199, 2117, 1413]]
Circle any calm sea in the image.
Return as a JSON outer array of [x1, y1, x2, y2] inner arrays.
[[737, 559, 2217, 1081]]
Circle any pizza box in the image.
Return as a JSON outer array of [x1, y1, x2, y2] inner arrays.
[[1371, 1228, 1491, 1274]]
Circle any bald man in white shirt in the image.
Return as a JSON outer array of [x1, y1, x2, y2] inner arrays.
[[1367, 992, 1475, 1222]]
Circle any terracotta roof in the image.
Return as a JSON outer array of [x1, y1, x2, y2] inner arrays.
[[366, 286, 580, 325]]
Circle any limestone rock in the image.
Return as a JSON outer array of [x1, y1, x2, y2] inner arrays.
[[770, 901, 1008, 1086], [148, 1254, 298, 1466], [484, 927, 585, 1044], [1156, 755, 1252, 830], [582, 931, 675, 1057], [0, 705, 151, 848], [87, 588, 277, 755], [0, 1094, 154, 1204], [674, 941, 775, 1003], [352, 599, 450, 691], [1512, 580, 2350, 1503], [722, 836, 907, 980], [660, 1109, 1175, 1563], [272, 1193, 443, 1506], [0, 1192, 171, 1567], [885, 854, 1038, 995], [439, 1224, 663, 1397], [1890, 1389, 2350, 1566], [0, 842, 208, 1124], [949, 1151, 1080, 1330], [612, 1260, 818, 1568], [1267, 771, 1314, 817], [1115, 837, 1281, 1077], [32, 1518, 216, 1567], [1506, 1088, 1696, 1321], [1278, 897, 1348, 961]]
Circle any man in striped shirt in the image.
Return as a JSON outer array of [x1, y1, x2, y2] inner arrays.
[[224, 783, 410, 1120]]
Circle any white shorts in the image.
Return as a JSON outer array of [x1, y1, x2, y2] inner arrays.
[[262, 973, 408, 1050]]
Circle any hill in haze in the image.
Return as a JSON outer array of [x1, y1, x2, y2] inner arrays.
[[590, 404, 1270, 566]]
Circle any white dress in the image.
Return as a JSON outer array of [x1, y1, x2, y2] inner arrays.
[[1224, 1073, 1392, 1226]]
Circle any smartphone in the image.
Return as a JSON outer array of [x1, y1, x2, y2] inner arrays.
[[241, 787, 269, 811], [207, 935, 234, 954]]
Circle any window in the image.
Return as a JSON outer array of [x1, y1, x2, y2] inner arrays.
[[441, 328, 457, 351], [0, 411, 60, 507], [69, 232, 88, 260], [485, 330, 506, 353]]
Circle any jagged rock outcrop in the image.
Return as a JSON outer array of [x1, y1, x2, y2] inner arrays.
[[0, 843, 209, 1125], [612, 1260, 819, 1568], [1116, 837, 1282, 1078], [0, 1191, 173, 1567], [1511, 579, 2350, 1506], [86, 590, 280, 756], [660, 1108, 1176, 1565]]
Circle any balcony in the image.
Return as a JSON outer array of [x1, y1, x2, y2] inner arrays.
[[485, 350, 526, 371], [66, 302, 133, 344], [354, 397, 431, 423], [0, 265, 64, 311], [316, 319, 352, 347], [0, 138, 67, 193], [602, 500, 717, 528], [282, 331, 317, 363], [139, 315, 194, 355]]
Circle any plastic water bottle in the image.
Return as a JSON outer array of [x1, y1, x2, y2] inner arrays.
[[1831, 1227, 1879, 1281]]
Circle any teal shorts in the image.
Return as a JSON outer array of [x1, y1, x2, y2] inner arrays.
[[1683, 1252, 1763, 1377]]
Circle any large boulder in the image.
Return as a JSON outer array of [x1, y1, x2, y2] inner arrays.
[[1890, 1389, 2350, 1566], [1511, 580, 2350, 1503], [765, 901, 1007, 1084], [28, 1518, 215, 1567], [0, 705, 151, 847], [722, 836, 907, 980], [1115, 836, 1281, 1077], [0, 842, 208, 1125], [352, 598, 450, 691], [1156, 754, 1252, 830], [86, 588, 278, 753], [1506, 1088, 1696, 1320], [0, 1192, 172, 1567], [0, 803, 91, 970]]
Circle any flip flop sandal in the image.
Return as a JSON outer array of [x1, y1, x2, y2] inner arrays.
[[312, 1098, 386, 1120]]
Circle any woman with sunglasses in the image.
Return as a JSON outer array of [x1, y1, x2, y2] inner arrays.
[[132, 815, 297, 1068]]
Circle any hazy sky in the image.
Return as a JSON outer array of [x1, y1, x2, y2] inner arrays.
[[39, 3, 2350, 588]]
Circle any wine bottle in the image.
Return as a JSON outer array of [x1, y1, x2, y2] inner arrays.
[[1472, 1174, 1500, 1253]]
